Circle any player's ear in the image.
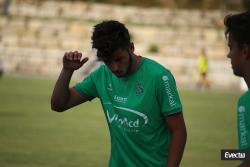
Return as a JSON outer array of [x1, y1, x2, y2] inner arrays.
[[247, 44, 250, 60], [241, 44, 250, 60], [129, 42, 135, 53]]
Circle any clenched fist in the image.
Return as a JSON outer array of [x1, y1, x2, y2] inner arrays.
[[63, 51, 89, 71]]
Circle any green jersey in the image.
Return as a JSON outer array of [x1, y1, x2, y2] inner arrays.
[[237, 90, 250, 150], [74, 57, 183, 167]]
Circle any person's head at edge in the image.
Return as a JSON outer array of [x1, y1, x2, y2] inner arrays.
[[91, 20, 137, 78], [224, 11, 250, 79]]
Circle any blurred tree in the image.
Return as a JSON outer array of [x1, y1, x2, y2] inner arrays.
[[148, 44, 159, 53], [242, 0, 250, 10], [202, 0, 223, 9], [223, 0, 243, 10]]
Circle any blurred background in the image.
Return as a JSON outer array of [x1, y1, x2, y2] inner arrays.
[[0, 0, 249, 167], [1, 0, 250, 89]]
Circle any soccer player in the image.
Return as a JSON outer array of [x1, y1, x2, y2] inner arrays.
[[224, 11, 250, 167], [197, 48, 210, 89], [51, 20, 187, 167]]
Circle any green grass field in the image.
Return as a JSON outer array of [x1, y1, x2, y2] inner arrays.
[[0, 76, 242, 167]]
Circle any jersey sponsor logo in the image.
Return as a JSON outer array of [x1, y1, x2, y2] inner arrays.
[[238, 105, 248, 147], [114, 95, 127, 103], [106, 106, 148, 132], [162, 75, 177, 107]]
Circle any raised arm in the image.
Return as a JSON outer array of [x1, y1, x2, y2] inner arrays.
[[51, 51, 89, 112]]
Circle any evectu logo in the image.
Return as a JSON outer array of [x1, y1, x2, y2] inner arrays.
[[221, 149, 250, 160]]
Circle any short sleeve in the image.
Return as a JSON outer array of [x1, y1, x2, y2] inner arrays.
[[74, 68, 99, 99], [156, 70, 183, 116]]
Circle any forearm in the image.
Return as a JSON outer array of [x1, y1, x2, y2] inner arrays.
[[166, 129, 187, 167], [51, 68, 73, 111]]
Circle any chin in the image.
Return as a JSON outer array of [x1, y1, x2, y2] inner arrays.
[[115, 74, 125, 78], [113, 72, 125, 77]]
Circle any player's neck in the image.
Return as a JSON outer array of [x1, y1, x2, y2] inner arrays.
[[129, 55, 142, 73]]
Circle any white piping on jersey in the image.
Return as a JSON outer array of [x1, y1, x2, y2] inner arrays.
[[113, 105, 148, 125], [103, 102, 112, 105]]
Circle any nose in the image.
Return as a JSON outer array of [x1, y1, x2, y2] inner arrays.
[[227, 53, 231, 59]]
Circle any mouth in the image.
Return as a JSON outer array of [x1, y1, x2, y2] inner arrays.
[[113, 71, 124, 77]]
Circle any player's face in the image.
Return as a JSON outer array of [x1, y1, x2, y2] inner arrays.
[[227, 33, 244, 77], [104, 48, 131, 77]]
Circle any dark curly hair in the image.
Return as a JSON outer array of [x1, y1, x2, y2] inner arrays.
[[224, 11, 250, 45], [91, 20, 131, 61]]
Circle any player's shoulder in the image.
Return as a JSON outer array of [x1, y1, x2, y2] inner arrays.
[[239, 90, 250, 102], [142, 57, 172, 77], [91, 63, 109, 73], [237, 91, 250, 110], [87, 63, 107, 79]]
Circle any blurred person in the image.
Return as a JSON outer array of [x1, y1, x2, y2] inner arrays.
[[225, 11, 250, 167], [197, 48, 210, 89], [51, 20, 187, 167], [2, 0, 11, 16], [0, 60, 3, 78]]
